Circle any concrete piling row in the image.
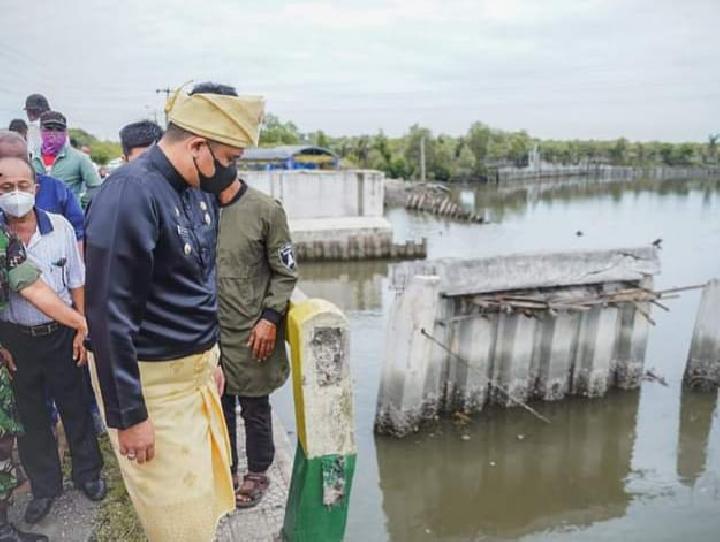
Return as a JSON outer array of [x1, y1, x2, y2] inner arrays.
[[405, 193, 486, 223], [375, 248, 662, 437], [294, 235, 428, 262]]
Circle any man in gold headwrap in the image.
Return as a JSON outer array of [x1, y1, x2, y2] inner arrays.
[[85, 82, 264, 542]]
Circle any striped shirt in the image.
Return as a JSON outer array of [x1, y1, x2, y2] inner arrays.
[[1, 209, 84, 326]]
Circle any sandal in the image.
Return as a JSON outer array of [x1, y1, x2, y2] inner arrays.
[[236, 473, 270, 509]]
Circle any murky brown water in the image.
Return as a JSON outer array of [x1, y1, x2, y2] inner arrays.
[[276, 177, 720, 541]]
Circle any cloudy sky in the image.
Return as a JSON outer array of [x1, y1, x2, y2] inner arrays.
[[0, 0, 717, 141]]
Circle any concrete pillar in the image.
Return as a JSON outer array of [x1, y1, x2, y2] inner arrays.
[[684, 279, 720, 390], [374, 276, 441, 437], [445, 314, 496, 413], [491, 313, 536, 406], [571, 306, 619, 397], [614, 302, 650, 389], [532, 312, 579, 401], [283, 298, 356, 542]]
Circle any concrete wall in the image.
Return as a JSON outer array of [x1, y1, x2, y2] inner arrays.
[[242, 170, 385, 220], [375, 248, 660, 437]]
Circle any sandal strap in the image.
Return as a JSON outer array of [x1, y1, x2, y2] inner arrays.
[[243, 473, 269, 484]]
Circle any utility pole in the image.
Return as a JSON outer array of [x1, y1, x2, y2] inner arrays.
[[420, 136, 426, 182], [155, 87, 172, 128]]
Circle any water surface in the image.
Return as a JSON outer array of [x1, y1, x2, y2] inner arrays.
[[277, 178, 720, 541]]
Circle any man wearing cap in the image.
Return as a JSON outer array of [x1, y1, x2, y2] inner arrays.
[[119, 120, 163, 162], [23, 95, 50, 159], [30, 112, 101, 206], [85, 83, 264, 542]]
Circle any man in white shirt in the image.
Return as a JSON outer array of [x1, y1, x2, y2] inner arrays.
[[0, 156, 104, 525]]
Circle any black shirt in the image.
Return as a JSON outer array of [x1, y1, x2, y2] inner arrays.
[[86, 146, 219, 429]]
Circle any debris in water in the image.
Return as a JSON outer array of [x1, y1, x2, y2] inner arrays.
[[517, 433, 526, 441], [489, 461, 496, 467], [642, 369, 669, 386], [453, 411, 472, 425], [576, 230, 584, 237], [461, 434, 471, 441]]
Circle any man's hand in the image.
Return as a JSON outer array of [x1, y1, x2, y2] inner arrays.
[[214, 365, 225, 396], [0, 347, 16, 375], [118, 419, 155, 464], [247, 319, 277, 361], [73, 318, 88, 366]]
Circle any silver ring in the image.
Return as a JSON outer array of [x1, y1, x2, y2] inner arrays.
[[126, 453, 137, 461]]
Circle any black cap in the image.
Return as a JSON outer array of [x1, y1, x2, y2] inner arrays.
[[40, 111, 67, 130], [8, 119, 28, 134], [24, 94, 50, 112], [119, 120, 164, 154]]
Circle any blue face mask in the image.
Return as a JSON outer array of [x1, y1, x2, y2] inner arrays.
[[193, 142, 237, 195]]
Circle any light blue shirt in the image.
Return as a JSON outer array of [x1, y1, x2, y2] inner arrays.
[[1, 209, 84, 326]]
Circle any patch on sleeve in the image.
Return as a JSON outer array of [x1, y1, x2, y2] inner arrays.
[[278, 243, 296, 271]]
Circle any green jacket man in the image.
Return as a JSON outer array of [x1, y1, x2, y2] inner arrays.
[[218, 180, 298, 507]]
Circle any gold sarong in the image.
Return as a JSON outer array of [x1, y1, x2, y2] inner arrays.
[[88, 346, 235, 542]]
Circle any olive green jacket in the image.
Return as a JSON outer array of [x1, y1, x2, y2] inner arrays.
[[217, 186, 299, 396]]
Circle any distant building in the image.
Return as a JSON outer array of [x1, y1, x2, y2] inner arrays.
[[240, 145, 339, 171]]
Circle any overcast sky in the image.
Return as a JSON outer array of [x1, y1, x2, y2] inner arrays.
[[0, 0, 717, 141]]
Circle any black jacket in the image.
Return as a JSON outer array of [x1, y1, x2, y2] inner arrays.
[[86, 146, 219, 429]]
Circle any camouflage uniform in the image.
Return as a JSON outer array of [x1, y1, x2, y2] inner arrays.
[[0, 228, 42, 502]]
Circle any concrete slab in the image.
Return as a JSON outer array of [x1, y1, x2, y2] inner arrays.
[[8, 484, 101, 542], [390, 247, 660, 296], [289, 216, 392, 244], [216, 412, 293, 542]]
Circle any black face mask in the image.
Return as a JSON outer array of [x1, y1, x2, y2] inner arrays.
[[193, 142, 237, 195]]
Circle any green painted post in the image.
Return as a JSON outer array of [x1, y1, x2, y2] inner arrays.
[[282, 299, 357, 542]]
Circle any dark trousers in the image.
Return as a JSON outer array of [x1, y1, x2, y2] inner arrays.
[[221, 394, 274, 474], [2, 323, 103, 498]]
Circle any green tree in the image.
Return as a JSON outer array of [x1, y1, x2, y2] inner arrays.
[[403, 125, 435, 180], [466, 122, 491, 172], [455, 145, 476, 180], [260, 113, 300, 145]]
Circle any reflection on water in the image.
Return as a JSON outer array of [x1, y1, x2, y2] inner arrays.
[[287, 177, 720, 541], [377, 392, 638, 541], [677, 387, 718, 486], [298, 261, 388, 312]]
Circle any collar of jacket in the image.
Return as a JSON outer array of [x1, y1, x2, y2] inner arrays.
[[0, 208, 54, 235], [147, 145, 188, 193], [32, 144, 67, 171]]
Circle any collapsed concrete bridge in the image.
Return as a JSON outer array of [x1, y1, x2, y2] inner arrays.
[[374, 247, 661, 437]]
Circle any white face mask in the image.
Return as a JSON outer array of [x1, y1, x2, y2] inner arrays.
[[0, 191, 35, 218]]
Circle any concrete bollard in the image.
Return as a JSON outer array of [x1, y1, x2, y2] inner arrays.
[[375, 276, 441, 436], [282, 298, 357, 542], [684, 279, 720, 391]]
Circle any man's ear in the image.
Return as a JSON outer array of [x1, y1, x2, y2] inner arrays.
[[187, 137, 207, 157]]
